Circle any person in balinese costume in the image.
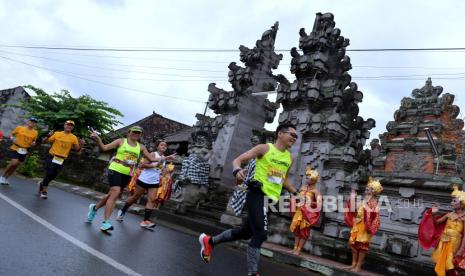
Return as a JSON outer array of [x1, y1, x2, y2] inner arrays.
[[418, 186, 465, 276], [155, 163, 175, 208], [127, 158, 144, 195], [344, 177, 382, 273], [289, 166, 321, 256]]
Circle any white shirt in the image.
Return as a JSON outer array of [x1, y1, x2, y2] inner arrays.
[[138, 152, 165, 185]]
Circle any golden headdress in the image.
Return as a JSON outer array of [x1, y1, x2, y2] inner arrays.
[[166, 163, 175, 173], [305, 165, 319, 183], [451, 185, 465, 205], [367, 177, 383, 195]]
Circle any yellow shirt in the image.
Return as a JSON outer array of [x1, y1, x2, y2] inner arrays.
[[10, 126, 38, 151], [48, 131, 79, 158]]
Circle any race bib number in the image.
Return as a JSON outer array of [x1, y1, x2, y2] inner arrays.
[[125, 159, 135, 166], [267, 176, 283, 185], [267, 168, 284, 185], [52, 156, 65, 165], [17, 148, 28, 155]]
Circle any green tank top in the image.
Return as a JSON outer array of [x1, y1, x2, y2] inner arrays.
[[108, 139, 141, 175], [253, 143, 292, 202]]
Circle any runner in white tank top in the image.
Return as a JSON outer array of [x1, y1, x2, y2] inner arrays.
[[117, 140, 176, 228], [138, 151, 164, 185]]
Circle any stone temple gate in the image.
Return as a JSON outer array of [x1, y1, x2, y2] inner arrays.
[[182, 22, 281, 192], [172, 12, 465, 275], [366, 78, 465, 274]]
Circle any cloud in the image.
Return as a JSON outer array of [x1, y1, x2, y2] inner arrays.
[[1, 0, 465, 141], [358, 87, 397, 140]]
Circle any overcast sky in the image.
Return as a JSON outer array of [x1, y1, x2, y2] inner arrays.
[[1, 0, 465, 143]]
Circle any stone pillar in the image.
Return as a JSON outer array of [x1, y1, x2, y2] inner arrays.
[[208, 95, 276, 186], [201, 22, 283, 187], [276, 13, 375, 195]]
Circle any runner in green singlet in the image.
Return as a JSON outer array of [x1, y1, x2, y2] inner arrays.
[[86, 126, 176, 232], [198, 124, 299, 276]]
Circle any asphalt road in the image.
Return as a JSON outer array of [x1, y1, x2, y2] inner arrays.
[[0, 176, 315, 276]]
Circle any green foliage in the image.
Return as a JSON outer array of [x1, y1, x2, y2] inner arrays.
[[16, 85, 123, 138], [17, 152, 41, 177]]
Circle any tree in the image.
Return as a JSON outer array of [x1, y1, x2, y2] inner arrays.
[[16, 85, 123, 138]]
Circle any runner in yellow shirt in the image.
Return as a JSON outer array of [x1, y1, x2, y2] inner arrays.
[[1, 118, 39, 185], [37, 120, 84, 199]]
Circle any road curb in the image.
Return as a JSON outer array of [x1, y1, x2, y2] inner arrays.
[[47, 179, 381, 276]]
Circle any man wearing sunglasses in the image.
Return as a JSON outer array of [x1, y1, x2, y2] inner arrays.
[[198, 123, 299, 276]]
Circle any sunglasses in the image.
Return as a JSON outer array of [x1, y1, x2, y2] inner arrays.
[[282, 131, 298, 139], [131, 131, 142, 134]]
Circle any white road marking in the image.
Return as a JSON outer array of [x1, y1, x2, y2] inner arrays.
[[0, 192, 142, 276]]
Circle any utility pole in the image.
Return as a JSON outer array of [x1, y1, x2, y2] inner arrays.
[[203, 102, 208, 116], [424, 128, 440, 174]]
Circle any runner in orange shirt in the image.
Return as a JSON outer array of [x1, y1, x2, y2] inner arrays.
[[37, 120, 84, 199], [1, 118, 39, 185]]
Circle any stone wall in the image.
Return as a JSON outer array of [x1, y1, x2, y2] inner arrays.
[[0, 87, 30, 135], [52, 149, 110, 192]]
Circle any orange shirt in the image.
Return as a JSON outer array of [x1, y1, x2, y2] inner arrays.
[[48, 131, 79, 158], [10, 126, 38, 151]]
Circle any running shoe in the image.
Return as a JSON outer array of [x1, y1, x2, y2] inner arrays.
[[116, 209, 125, 221], [0, 176, 5, 184], [1, 177, 9, 185], [40, 191, 48, 199], [100, 220, 114, 231], [140, 220, 156, 228], [199, 233, 213, 263], [87, 203, 97, 222]]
